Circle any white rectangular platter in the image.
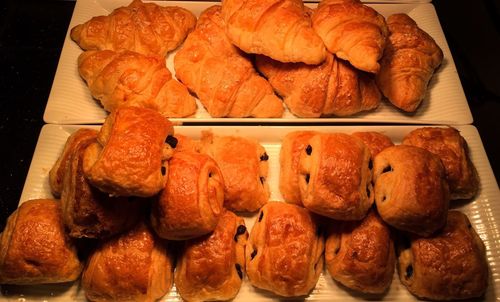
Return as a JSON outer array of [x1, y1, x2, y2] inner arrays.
[[2, 124, 498, 301], [44, 0, 471, 125]]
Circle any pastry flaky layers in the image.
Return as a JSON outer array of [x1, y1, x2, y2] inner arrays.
[[70, 0, 196, 57], [246, 202, 324, 297]]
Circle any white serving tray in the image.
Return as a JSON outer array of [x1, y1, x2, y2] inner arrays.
[[2, 124, 498, 301], [44, 0, 470, 125]]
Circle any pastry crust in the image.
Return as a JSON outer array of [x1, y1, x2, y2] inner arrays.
[[256, 53, 380, 117], [151, 151, 225, 240], [299, 133, 373, 220], [82, 222, 173, 302], [376, 14, 443, 112], [351, 131, 394, 158], [221, 0, 326, 64], [175, 210, 247, 301], [325, 210, 395, 294], [312, 0, 388, 73], [0, 199, 83, 284], [279, 131, 318, 206], [78, 50, 196, 117], [61, 132, 142, 239], [373, 145, 450, 236], [246, 202, 324, 297], [402, 127, 479, 200], [83, 106, 174, 197], [397, 211, 488, 300], [200, 132, 269, 212], [70, 0, 196, 57], [49, 128, 98, 198], [174, 6, 283, 118]]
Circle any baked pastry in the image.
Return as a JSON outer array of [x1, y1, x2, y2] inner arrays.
[[174, 6, 284, 118], [299, 133, 373, 220], [70, 0, 196, 57], [175, 210, 247, 301], [246, 202, 324, 297], [82, 222, 173, 302], [312, 0, 388, 73], [83, 106, 174, 197], [256, 53, 380, 117], [200, 131, 269, 212], [402, 127, 479, 200], [325, 210, 395, 294], [376, 14, 444, 112], [0, 199, 83, 284], [221, 0, 326, 64], [173, 134, 200, 153], [397, 211, 488, 300], [61, 132, 142, 239], [351, 131, 394, 158], [78, 50, 196, 117], [279, 131, 318, 205], [151, 151, 225, 240], [49, 128, 98, 198], [373, 145, 450, 236]]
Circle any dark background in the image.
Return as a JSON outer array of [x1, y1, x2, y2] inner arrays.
[[0, 0, 499, 230]]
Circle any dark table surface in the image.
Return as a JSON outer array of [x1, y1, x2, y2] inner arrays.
[[0, 0, 499, 230]]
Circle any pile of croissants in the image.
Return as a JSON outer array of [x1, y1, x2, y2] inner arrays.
[[0, 105, 488, 301], [70, 0, 443, 119]]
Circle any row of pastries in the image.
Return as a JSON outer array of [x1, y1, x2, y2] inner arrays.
[[0, 106, 488, 301], [69, 0, 444, 119]]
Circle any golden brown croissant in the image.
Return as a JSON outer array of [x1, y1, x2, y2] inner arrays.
[[351, 131, 394, 158], [70, 0, 196, 57], [82, 222, 173, 302], [174, 6, 284, 118], [312, 0, 388, 73], [175, 210, 247, 301], [397, 211, 488, 300], [83, 106, 174, 197], [78, 50, 196, 117], [256, 53, 381, 117], [0, 199, 83, 284], [221, 0, 326, 64], [151, 151, 225, 240], [376, 14, 443, 112], [60, 132, 142, 239], [49, 128, 98, 198]]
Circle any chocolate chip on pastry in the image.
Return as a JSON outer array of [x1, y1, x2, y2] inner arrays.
[[246, 202, 324, 297], [397, 211, 488, 300], [373, 145, 450, 237]]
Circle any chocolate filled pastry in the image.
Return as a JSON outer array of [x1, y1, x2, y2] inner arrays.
[[82, 222, 173, 302], [70, 0, 196, 57], [402, 127, 479, 200], [351, 131, 394, 158], [200, 132, 269, 212], [175, 210, 247, 301], [83, 106, 174, 197], [49, 128, 98, 198], [325, 210, 395, 294], [246, 202, 324, 297], [0, 199, 83, 284], [279, 131, 318, 206], [61, 132, 142, 239], [151, 151, 225, 240], [373, 145, 450, 237], [397, 211, 488, 300], [299, 133, 373, 220]]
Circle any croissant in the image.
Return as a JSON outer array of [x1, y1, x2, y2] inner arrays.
[[174, 6, 284, 118], [312, 0, 388, 73], [221, 0, 326, 64], [78, 50, 196, 117], [70, 0, 196, 57], [376, 14, 443, 112], [256, 53, 380, 117]]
